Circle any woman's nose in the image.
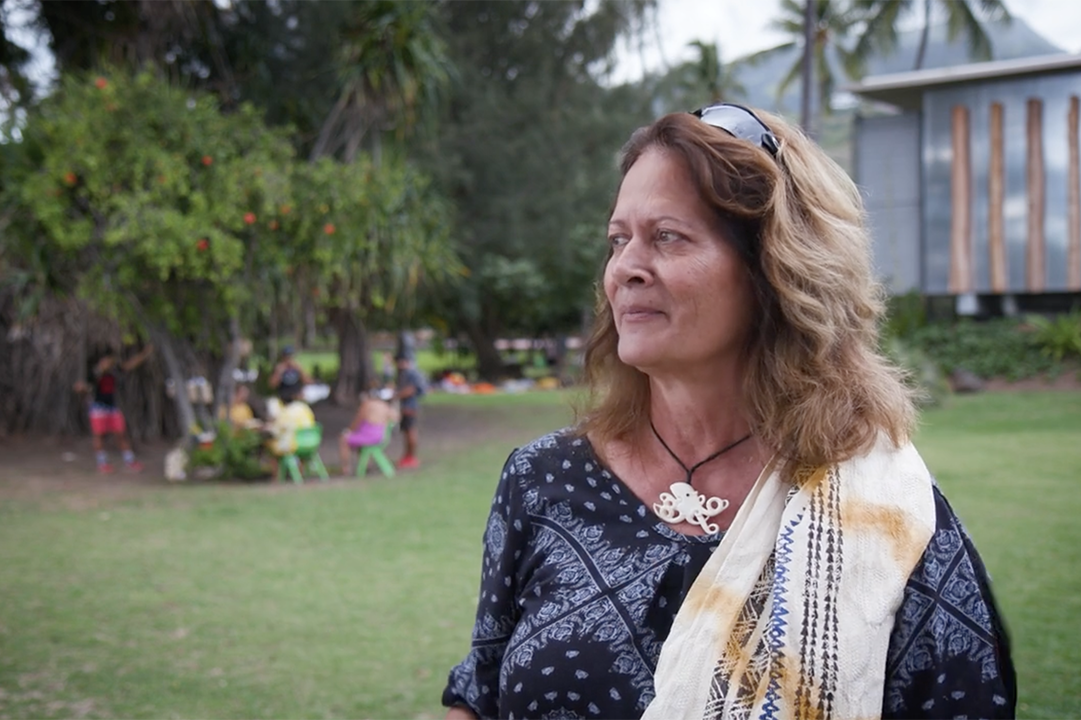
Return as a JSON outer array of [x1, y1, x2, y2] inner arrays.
[[608, 236, 653, 286]]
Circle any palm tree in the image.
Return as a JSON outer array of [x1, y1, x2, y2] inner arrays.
[[746, 0, 864, 124], [854, 0, 1011, 71], [309, 0, 452, 163], [684, 40, 746, 104]]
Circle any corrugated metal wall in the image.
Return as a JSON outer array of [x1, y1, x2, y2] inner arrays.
[[855, 112, 922, 293]]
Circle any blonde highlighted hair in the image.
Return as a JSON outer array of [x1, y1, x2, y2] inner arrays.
[[579, 110, 915, 469]]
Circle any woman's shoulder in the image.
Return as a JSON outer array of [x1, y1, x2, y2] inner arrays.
[[502, 427, 594, 479]]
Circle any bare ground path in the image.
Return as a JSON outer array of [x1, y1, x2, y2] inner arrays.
[[0, 397, 571, 508]]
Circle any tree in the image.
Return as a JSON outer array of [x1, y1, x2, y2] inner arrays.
[[309, 0, 451, 163], [854, 0, 1011, 71], [1, 68, 461, 435], [279, 155, 461, 404], [417, 0, 654, 379], [681, 40, 746, 105], [746, 0, 864, 126], [2, 69, 296, 435]]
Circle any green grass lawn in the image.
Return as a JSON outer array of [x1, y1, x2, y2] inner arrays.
[[295, 349, 476, 382], [1, 391, 1078, 718]]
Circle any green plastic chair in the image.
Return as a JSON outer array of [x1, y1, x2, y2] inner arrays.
[[354, 425, 395, 479], [278, 424, 329, 484]]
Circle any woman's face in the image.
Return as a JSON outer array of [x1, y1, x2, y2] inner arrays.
[[604, 148, 756, 378]]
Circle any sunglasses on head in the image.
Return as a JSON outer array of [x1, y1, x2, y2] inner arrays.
[[691, 103, 780, 158]]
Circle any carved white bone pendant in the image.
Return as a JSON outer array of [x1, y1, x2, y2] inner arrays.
[[653, 482, 729, 534]]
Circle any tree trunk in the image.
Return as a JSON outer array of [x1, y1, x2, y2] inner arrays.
[[151, 327, 198, 447], [464, 319, 505, 381], [800, 0, 816, 136], [213, 313, 242, 423], [303, 298, 317, 349], [914, 0, 932, 70], [332, 308, 370, 405], [309, 91, 351, 162]]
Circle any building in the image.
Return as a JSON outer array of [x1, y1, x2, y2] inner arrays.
[[848, 53, 1081, 312]]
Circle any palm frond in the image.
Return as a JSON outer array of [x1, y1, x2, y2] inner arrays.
[[945, 0, 992, 60]]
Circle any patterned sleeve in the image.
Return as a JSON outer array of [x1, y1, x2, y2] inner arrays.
[[883, 485, 1017, 719], [442, 448, 532, 718]]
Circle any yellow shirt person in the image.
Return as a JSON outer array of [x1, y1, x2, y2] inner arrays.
[[268, 400, 315, 456]]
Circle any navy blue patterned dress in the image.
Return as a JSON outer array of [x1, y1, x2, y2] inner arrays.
[[442, 431, 1015, 719]]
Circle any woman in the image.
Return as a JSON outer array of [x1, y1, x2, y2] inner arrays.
[[442, 105, 1015, 720]]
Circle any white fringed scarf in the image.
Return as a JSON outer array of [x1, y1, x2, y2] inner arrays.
[[643, 437, 936, 720]]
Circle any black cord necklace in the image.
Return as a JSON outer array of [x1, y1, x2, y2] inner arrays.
[[649, 419, 752, 532]]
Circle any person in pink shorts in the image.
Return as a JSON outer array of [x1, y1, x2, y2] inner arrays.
[[339, 387, 399, 476], [74, 344, 154, 473]]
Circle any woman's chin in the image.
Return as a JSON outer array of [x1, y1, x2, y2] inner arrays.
[[616, 343, 665, 372]]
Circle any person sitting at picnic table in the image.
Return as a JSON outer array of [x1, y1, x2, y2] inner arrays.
[[338, 386, 400, 475], [266, 384, 315, 477], [219, 384, 258, 429]]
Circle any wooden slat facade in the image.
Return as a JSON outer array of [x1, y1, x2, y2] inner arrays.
[[949, 105, 973, 293], [988, 102, 1008, 292], [1026, 98, 1046, 292], [1069, 95, 1081, 291]]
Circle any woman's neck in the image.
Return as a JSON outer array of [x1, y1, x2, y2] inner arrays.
[[646, 368, 750, 459]]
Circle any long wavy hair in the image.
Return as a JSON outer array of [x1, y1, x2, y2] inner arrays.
[[578, 110, 915, 469]]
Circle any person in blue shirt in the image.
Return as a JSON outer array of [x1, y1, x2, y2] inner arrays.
[[394, 350, 427, 469]]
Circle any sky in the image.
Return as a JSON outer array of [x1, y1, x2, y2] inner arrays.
[[613, 0, 1081, 84]]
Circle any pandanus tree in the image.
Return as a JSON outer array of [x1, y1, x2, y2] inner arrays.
[[304, 0, 455, 401], [309, 0, 451, 164]]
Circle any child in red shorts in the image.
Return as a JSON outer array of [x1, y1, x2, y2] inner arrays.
[[74, 344, 153, 473]]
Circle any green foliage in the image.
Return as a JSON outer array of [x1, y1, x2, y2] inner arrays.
[[907, 319, 1057, 381], [1025, 310, 1081, 362], [417, 0, 654, 351], [881, 335, 951, 407], [882, 290, 928, 339], [1, 67, 460, 357], [188, 422, 268, 481], [2, 68, 295, 341], [310, 0, 452, 160]]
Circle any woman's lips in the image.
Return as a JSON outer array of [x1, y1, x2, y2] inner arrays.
[[621, 306, 663, 322]]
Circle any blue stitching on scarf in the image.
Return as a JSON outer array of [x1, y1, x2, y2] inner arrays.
[[760, 512, 801, 719]]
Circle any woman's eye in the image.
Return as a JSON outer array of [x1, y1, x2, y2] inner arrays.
[[656, 230, 681, 244], [608, 234, 628, 248]]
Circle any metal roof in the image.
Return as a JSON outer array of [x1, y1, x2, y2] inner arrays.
[[846, 52, 1081, 110]]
